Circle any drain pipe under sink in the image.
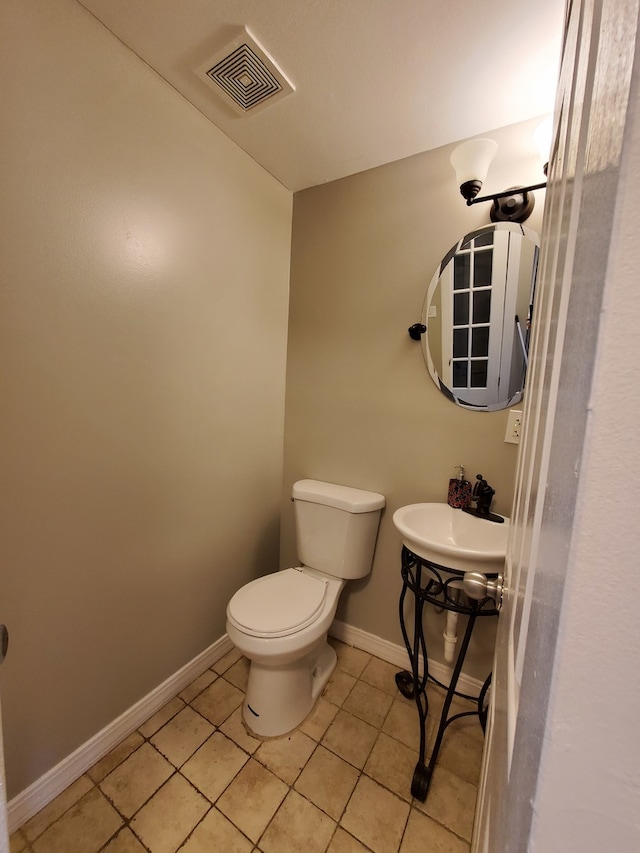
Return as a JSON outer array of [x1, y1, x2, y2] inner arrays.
[[442, 588, 461, 663]]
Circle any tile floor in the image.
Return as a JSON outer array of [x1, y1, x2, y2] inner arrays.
[[10, 640, 483, 853]]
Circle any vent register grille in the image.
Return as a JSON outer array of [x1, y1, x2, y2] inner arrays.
[[206, 44, 281, 111], [200, 29, 294, 114]]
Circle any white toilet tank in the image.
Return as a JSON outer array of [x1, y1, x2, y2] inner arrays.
[[292, 479, 385, 580]]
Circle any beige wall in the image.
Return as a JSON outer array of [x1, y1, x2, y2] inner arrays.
[[0, 0, 292, 797], [281, 119, 546, 680]]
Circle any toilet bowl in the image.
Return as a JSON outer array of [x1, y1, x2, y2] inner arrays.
[[226, 479, 384, 738], [227, 567, 344, 736]]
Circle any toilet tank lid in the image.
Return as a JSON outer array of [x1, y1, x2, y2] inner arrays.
[[292, 479, 385, 513]]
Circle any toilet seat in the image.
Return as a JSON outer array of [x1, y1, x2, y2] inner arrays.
[[227, 568, 328, 638]]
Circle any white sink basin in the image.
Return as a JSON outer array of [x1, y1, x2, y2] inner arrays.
[[392, 503, 509, 573]]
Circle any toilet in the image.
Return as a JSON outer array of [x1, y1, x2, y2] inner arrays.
[[226, 479, 385, 737]]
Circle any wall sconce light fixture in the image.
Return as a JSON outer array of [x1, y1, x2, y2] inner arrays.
[[450, 135, 548, 223]]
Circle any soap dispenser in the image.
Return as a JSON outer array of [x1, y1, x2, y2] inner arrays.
[[447, 465, 472, 509]]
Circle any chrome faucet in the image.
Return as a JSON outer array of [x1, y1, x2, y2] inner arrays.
[[463, 474, 505, 524]]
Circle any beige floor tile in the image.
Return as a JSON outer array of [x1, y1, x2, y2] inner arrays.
[[426, 685, 482, 741], [423, 684, 448, 736], [260, 789, 336, 853], [343, 680, 394, 729], [446, 701, 485, 742], [212, 646, 242, 674], [129, 774, 209, 853], [151, 706, 215, 767], [414, 766, 477, 842], [216, 759, 288, 843], [180, 807, 253, 852], [389, 683, 464, 753], [9, 829, 28, 852], [219, 706, 262, 754], [400, 808, 470, 852], [300, 697, 339, 741], [360, 658, 403, 697], [295, 745, 359, 820], [329, 640, 371, 678], [191, 676, 244, 726], [87, 733, 145, 784], [255, 729, 316, 784], [23, 775, 94, 841], [327, 826, 371, 852], [181, 731, 249, 801], [322, 668, 357, 706], [382, 698, 422, 752], [436, 728, 483, 786], [179, 669, 217, 703], [426, 681, 447, 705], [321, 709, 378, 769], [224, 657, 251, 691], [31, 787, 122, 853], [364, 732, 419, 802], [99, 742, 173, 818], [102, 826, 148, 851], [426, 705, 460, 748], [341, 776, 410, 853], [138, 696, 185, 738]]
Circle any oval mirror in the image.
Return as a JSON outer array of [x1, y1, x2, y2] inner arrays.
[[422, 222, 539, 411]]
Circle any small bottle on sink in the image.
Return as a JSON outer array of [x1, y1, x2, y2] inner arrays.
[[447, 465, 472, 509]]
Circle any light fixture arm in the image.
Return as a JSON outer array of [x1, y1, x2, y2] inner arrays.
[[450, 137, 550, 222], [464, 181, 547, 206]]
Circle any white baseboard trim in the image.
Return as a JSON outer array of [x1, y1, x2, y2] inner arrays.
[[8, 634, 234, 833], [329, 619, 485, 698]]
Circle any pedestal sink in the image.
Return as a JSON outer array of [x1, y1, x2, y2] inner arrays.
[[392, 502, 509, 801], [392, 502, 509, 574]]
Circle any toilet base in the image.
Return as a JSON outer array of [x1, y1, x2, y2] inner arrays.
[[242, 637, 337, 737]]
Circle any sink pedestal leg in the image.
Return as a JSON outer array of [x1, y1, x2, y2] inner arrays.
[[396, 546, 498, 802]]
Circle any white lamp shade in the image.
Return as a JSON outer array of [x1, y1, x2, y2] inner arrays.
[[534, 116, 553, 166], [450, 138, 498, 186]]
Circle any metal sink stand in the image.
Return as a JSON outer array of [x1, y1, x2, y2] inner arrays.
[[395, 545, 497, 801]]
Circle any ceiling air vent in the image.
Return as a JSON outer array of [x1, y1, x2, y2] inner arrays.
[[199, 28, 294, 115]]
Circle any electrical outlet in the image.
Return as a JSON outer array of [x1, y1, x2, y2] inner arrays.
[[505, 409, 523, 444]]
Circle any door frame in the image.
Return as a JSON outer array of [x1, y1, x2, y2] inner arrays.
[[471, 0, 640, 849]]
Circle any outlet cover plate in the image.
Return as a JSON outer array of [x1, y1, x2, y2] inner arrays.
[[505, 409, 523, 444]]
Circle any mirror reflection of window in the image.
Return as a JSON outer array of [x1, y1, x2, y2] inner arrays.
[[449, 232, 497, 393], [422, 224, 539, 411]]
